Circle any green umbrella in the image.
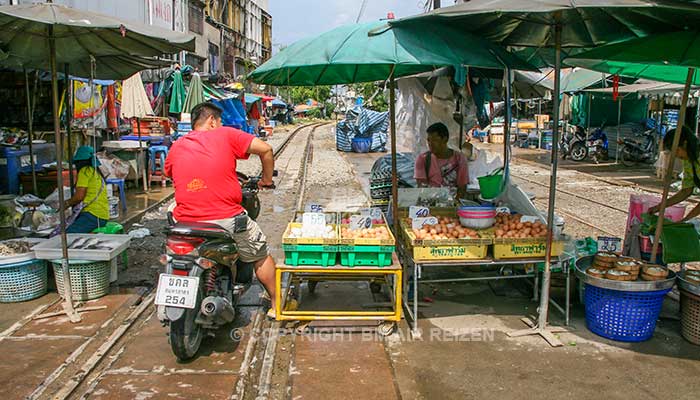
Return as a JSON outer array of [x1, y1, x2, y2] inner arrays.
[[565, 30, 700, 85], [390, 0, 700, 345], [249, 20, 538, 86], [0, 2, 195, 322], [169, 69, 186, 114], [183, 72, 205, 114], [566, 30, 700, 261]]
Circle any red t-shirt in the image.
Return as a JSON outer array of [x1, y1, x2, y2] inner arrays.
[[165, 127, 254, 221]]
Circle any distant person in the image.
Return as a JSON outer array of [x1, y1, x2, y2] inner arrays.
[[648, 126, 700, 221], [414, 122, 469, 199], [64, 146, 109, 233]]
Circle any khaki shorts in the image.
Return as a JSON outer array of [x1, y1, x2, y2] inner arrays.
[[205, 215, 270, 263]]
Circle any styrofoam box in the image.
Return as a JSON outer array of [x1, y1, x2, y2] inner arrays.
[[33, 234, 131, 261]]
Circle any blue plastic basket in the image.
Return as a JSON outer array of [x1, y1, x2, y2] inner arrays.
[[0, 259, 48, 303], [584, 283, 670, 342]]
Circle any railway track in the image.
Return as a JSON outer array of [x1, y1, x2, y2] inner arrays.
[[16, 122, 330, 400]]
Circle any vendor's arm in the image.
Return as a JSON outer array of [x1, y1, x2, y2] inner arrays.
[[247, 138, 274, 187], [414, 153, 429, 187], [64, 187, 87, 209], [647, 187, 693, 214]]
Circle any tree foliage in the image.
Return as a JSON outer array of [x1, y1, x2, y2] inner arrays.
[[350, 82, 388, 112]]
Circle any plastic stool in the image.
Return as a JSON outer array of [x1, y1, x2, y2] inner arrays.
[[106, 178, 127, 212], [148, 146, 169, 173], [92, 222, 128, 276]]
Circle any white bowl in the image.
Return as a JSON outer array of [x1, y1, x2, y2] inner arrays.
[[459, 216, 495, 229]]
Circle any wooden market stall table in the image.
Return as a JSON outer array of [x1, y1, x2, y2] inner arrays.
[[275, 255, 402, 335], [397, 240, 573, 338]]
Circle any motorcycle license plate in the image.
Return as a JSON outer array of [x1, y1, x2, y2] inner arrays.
[[155, 274, 199, 309]]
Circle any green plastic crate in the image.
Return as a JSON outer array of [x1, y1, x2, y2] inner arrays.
[[283, 244, 338, 267], [338, 245, 395, 267]]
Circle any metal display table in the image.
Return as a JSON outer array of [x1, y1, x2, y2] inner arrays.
[[398, 242, 572, 337], [275, 255, 402, 335]]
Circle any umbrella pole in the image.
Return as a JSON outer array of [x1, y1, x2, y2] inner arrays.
[[651, 68, 695, 258], [389, 75, 399, 236], [24, 68, 38, 195], [65, 64, 74, 195], [509, 20, 566, 347], [615, 97, 622, 164], [504, 69, 511, 171], [49, 26, 80, 324]]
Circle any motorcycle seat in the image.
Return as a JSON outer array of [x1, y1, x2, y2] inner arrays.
[[168, 221, 232, 239]]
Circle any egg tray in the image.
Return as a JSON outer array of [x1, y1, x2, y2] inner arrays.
[[282, 223, 340, 245], [400, 220, 493, 247], [339, 224, 396, 246]]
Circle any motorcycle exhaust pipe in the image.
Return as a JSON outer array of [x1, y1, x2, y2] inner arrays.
[[200, 296, 235, 324]]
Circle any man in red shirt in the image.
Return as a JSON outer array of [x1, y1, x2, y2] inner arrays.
[[165, 102, 277, 316], [414, 122, 469, 199]]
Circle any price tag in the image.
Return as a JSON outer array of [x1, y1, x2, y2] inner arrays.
[[409, 206, 430, 219], [412, 216, 438, 230], [520, 215, 540, 224], [597, 236, 622, 254], [349, 215, 373, 230], [305, 203, 324, 213], [370, 207, 383, 220], [302, 212, 326, 230], [359, 208, 371, 217]]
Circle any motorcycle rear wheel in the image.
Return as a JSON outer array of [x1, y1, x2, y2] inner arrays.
[[570, 143, 587, 162], [169, 290, 204, 361], [620, 146, 636, 167]]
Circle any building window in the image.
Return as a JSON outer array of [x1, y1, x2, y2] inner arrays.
[[188, 3, 203, 35], [209, 42, 220, 75]]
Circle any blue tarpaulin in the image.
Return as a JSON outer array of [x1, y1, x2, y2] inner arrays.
[[245, 93, 261, 104], [271, 98, 287, 107], [212, 98, 249, 132], [336, 106, 389, 152]]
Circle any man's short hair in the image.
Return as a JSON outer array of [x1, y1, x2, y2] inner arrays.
[[427, 122, 449, 140], [191, 102, 223, 126]]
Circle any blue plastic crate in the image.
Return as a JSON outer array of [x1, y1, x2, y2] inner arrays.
[[0, 259, 48, 302], [584, 284, 670, 342]]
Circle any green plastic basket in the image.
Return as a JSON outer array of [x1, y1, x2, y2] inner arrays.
[[51, 259, 110, 301], [0, 259, 48, 303], [283, 244, 338, 267], [338, 245, 394, 267]]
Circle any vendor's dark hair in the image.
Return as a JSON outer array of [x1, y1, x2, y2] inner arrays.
[[191, 102, 223, 127], [427, 122, 449, 140], [664, 125, 700, 188], [74, 159, 105, 181]]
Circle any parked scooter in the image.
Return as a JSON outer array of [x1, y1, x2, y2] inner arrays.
[[560, 125, 588, 161], [586, 125, 610, 164], [156, 171, 274, 361], [618, 127, 658, 167]]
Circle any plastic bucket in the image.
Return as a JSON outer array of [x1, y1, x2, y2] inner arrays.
[[351, 137, 372, 153], [478, 173, 503, 199], [108, 196, 119, 219]]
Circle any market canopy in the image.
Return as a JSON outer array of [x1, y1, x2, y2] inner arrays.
[[248, 20, 538, 86], [390, 0, 700, 48], [565, 30, 700, 85], [0, 3, 194, 62]]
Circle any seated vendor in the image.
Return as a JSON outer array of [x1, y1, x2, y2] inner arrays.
[[414, 122, 469, 199], [648, 126, 700, 221], [64, 146, 109, 233]]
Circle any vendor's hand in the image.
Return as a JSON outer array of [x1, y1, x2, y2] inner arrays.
[[258, 179, 275, 190]]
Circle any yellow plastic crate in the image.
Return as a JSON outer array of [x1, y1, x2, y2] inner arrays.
[[492, 238, 565, 260], [282, 223, 340, 245], [412, 244, 489, 261]]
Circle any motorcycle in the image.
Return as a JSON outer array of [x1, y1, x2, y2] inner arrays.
[[560, 125, 587, 161], [618, 127, 658, 167], [586, 126, 610, 164], [156, 171, 273, 361]]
